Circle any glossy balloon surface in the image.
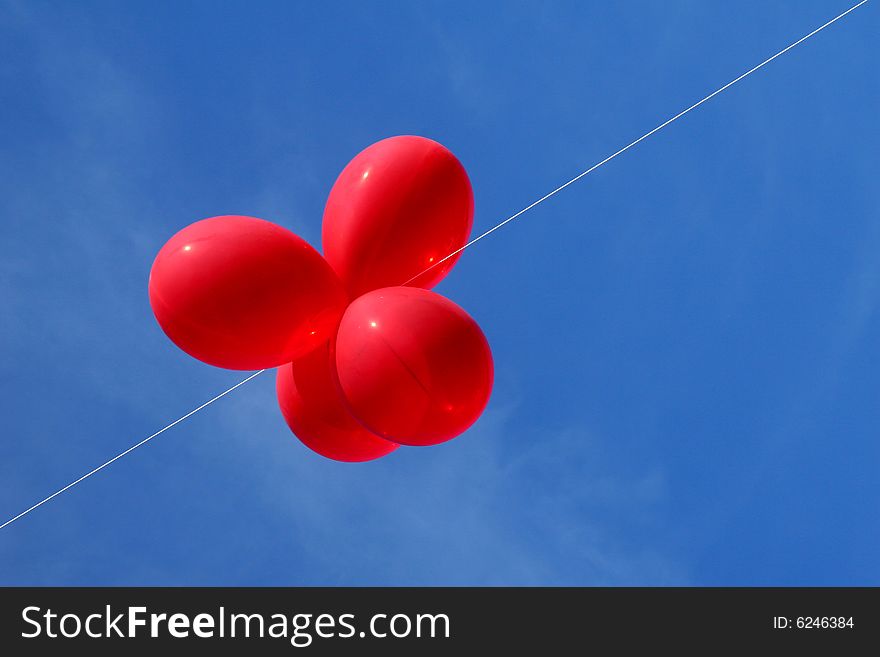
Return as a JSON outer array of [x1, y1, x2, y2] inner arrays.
[[334, 287, 493, 446], [276, 343, 398, 462], [322, 136, 474, 298], [149, 215, 347, 370]]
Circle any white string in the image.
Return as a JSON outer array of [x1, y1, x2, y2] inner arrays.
[[404, 0, 869, 285], [0, 370, 266, 530], [0, 0, 867, 531]]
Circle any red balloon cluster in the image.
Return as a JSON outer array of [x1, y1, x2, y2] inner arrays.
[[149, 136, 493, 462]]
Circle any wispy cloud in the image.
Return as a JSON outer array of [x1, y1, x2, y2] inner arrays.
[[206, 383, 686, 585]]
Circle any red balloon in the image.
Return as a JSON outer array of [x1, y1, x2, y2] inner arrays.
[[276, 342, 398, 462], [334, 287, 493, 446], [149, 215, 347, 370], [322, 136, 474, 298]]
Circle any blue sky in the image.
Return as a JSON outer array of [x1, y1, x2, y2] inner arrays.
[[0, 0, 877, 585]]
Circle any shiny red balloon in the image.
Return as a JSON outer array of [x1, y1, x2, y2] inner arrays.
[[276, 342, 398, 462], [322, 136, 474, 298], [334, 287, 493, 446], [149, 215, 347, 370]]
